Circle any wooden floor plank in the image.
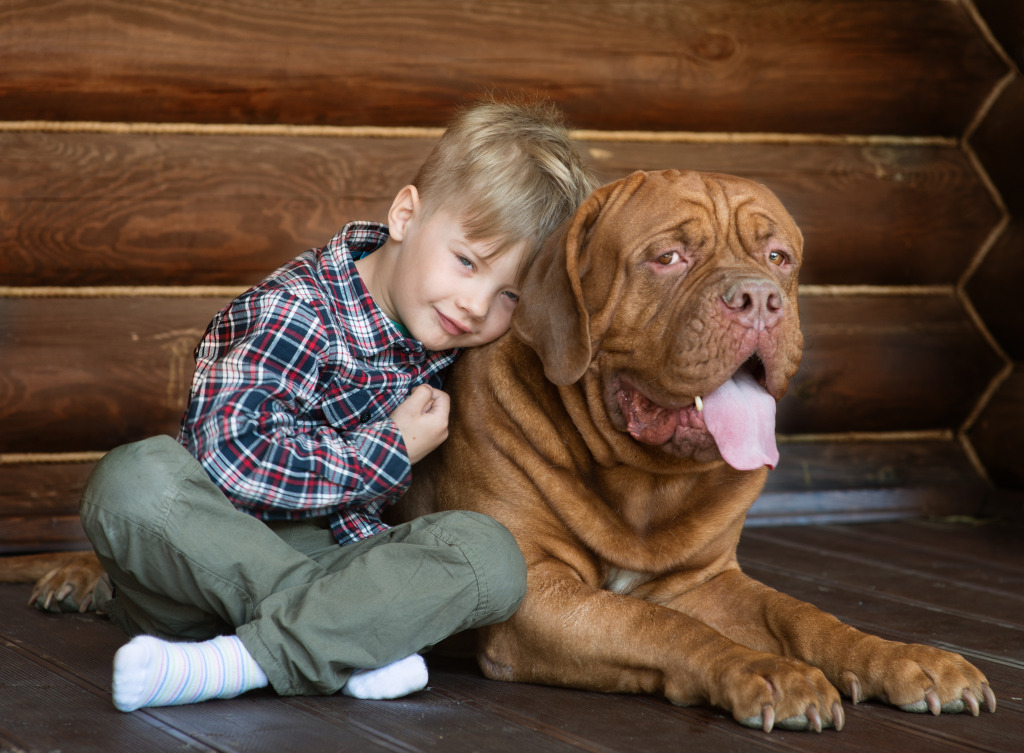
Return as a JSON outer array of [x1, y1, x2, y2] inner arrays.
[[739, 531, 1024, 625], [1, 519, 1022, 752], [821, 519, 1024, 572], [0, 636, 215, 752]]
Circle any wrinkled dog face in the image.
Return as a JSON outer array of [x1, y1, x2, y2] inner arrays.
[[590, 171, 805, 469]]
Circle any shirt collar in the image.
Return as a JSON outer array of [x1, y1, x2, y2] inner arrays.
[[319, 221, 454, 361]]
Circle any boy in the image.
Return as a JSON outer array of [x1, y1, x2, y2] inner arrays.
[[79, 98, 597, 711]]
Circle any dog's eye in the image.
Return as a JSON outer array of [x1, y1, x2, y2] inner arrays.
[[656, 251, 679, 266], [767, 250, 786, 266]]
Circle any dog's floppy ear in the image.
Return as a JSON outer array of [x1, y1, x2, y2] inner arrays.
[[512, 173, 642, 385]]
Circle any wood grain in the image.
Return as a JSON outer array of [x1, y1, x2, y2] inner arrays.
[[0, 296, 228, 453], [780, 294, 1004, 433], [0, 0, 1005, 135], [1, 132, 1000, 287], [0, 294, 1002, 453]]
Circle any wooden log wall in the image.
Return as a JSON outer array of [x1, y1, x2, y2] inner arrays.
[[1, 0, 1020, 552]]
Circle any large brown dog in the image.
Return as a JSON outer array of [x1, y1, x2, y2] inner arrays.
[[5, 170, 995, 732], [392, 169, 995, 731]]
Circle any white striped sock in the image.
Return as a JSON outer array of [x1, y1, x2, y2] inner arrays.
[[112, 634, 268, 712]]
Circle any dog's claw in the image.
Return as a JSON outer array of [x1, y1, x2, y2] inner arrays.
[[807, 705, 822, 733], [832, 701, 845, 731], [983, 684, 997, 713], [928, 689, 942, 715], [963, 690, 980, 716], [843, 672, 862, 704]]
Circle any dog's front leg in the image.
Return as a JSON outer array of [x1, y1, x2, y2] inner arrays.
[[665, 568, 996, 717], [476, 562, 844, 732]]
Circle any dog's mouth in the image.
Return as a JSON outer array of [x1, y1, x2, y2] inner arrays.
[[611, 357, 779, 470]]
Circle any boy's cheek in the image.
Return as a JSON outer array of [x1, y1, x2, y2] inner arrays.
[[483, 313, 516, 344]]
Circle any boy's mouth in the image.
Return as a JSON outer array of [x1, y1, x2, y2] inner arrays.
[[436, 310, 471, 336]]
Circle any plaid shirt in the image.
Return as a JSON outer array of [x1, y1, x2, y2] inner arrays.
[[178, 221, 459, 544]]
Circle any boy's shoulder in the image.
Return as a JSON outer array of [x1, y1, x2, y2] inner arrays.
[[218, 222, 394, 351], [245, 221, 386, 306]]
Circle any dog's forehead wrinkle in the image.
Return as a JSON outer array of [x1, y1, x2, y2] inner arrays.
[[694, 175, 735, 238]]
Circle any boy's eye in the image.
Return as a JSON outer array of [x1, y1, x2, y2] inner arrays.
[[503, 291, 520, 304], [457, 255, 474, 270]]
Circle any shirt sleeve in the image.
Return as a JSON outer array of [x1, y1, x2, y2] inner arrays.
[[181, 288, 413, 520]]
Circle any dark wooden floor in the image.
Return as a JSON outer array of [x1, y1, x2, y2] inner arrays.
[[2, 518, 1022, 752]]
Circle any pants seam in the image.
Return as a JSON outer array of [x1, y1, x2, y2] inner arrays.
[[422, 518, 491, 624]]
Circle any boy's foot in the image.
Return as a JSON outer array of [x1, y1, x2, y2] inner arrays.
[[342, 654, 428, 699], [112, 634, 268, 712]]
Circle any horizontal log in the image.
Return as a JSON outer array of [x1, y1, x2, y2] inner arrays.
[[0, 462, 94, 517], [0, 296, 227, 453], [0, 132, 1000, 287], [0, 439, 985, 552], [765, 439, 979, 493], [746, 488, 985, 528], [1, 441, 979, 518], [0, 293, 1004, 452], [780, 294, 1004, 433], [0, 0, 1005, 135], [0, 516, 88, 553]]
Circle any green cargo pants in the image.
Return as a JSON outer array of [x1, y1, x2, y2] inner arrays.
[[79, 435, 527, 696]]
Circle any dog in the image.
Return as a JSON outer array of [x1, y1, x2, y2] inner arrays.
[[389, 169, 995, 731], [3, 170, 995, 732]]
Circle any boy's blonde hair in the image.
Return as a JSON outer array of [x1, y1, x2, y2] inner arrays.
[[412, 97, 598, 273]]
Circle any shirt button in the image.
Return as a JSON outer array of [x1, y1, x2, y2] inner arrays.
[[359, 412, 372, 424]]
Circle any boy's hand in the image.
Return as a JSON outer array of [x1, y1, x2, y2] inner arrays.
[[390, 385, 450, 464]]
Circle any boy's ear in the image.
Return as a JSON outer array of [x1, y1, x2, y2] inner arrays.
[[387, 185, 421, 242]]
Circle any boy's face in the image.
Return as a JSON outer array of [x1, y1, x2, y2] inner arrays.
[[389, 204, 528, 351]]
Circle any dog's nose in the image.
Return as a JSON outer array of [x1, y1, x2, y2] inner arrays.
[[721, 278, 784, 330]]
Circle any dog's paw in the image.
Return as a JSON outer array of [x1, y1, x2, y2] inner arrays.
[[840, 640, 996, 717], [715, 654, 845, 733], [29, 552, 108, 613]]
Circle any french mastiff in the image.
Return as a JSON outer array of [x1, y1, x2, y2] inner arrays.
[[393, 169, 995, 731], [7, 170, 995, 732]]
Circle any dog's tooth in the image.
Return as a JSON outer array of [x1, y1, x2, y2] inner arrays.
[[694, 396, 704, 412]]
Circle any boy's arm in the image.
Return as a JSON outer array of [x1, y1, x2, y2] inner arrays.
[[182, 290, 413, 520]]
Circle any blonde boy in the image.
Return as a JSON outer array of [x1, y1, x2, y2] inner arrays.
[[79, 99, 597, 711]]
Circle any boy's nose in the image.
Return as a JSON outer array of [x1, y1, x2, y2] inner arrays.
[[457, 291, 490, 320]]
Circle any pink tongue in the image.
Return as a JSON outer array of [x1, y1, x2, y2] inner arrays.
[[701, 371, 779, 471]]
